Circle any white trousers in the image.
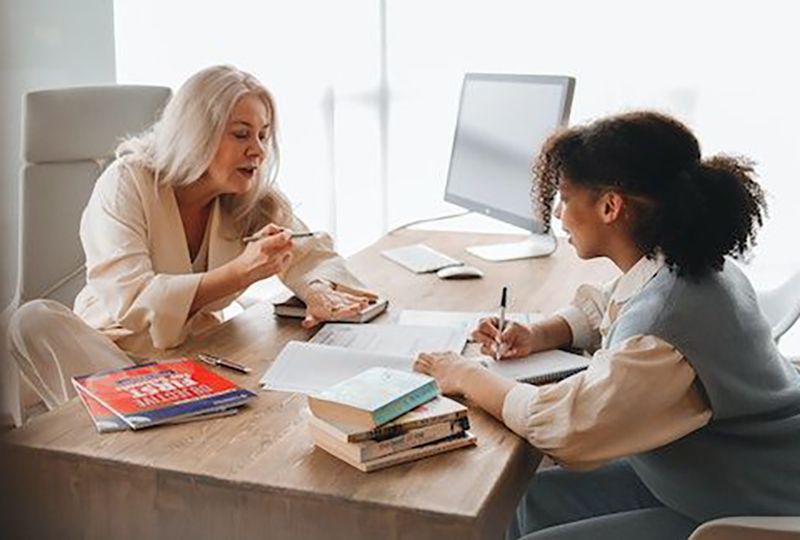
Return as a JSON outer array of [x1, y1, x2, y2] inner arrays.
[[6, 299, 132, 413]]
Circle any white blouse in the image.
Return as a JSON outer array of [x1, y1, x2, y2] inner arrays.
[[501, 255, 712, 470], [74, 158, 365, 357]]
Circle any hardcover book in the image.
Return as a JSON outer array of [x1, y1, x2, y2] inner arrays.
[[272, 294, 389, 323], [313, 430, 477, 472], [309, 414, 469, 462], [72, 359, 255, 430], [307, 367, 439, 429], [320, 394, 469, 443]]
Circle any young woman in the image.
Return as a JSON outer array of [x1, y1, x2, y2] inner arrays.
[[414, 111, 800, 539], [8, 65, 374, 412]]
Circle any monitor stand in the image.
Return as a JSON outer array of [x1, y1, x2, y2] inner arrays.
[[466, 233, 557, 262]]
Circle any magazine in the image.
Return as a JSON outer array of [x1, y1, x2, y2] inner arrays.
[[72, 359, 255, 430], [75, 385, 240, 433]]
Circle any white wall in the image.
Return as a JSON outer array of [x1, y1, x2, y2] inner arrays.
[[0, 0, 116, 308]]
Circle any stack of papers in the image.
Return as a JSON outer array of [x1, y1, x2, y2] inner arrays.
[[260, 324, 467, 394]]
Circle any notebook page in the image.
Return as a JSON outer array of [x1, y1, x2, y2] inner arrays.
[[482, 349, 590, 383], [309, 323, 467, 356], [259, 341, 414, 394], [397, 310, 544, 339]]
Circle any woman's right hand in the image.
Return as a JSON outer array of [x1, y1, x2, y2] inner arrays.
[[233, 223, 294, 287], [471, 318, 542, 359]]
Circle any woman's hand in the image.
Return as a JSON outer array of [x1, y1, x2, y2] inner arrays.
[[301, 281, 372, 329], [471, 318, 541, 359], [233, 224, 294, 287], [413, 351, 477, 395]]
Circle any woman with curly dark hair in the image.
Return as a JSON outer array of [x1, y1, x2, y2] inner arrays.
[[414, 111, 800, 539]]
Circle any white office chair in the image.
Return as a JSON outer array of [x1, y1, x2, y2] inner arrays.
[[0, 85, 171, 427], [757, 269, 800, 343], [689, 516, 800, 540]]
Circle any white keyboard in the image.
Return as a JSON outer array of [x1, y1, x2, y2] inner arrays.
[[381, 244, 464, 274]]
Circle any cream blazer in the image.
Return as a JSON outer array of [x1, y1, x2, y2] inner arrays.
[[74, 158, 365, 358]]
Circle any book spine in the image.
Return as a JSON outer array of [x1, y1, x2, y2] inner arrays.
[[72, 379, 140, 430], [360, 431, 476, 473], [372, 382, 439, 426], [360, 419, 466, 461], [350, 411, 468, 443]]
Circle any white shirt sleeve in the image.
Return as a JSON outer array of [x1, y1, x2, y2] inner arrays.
[[553, 281, 618, 351], [80, 163, 202, 350], [501, 334, 712, 470], [278, 216, 368, 301]]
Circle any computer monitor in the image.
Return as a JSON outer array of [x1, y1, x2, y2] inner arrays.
[[444, 73, 575, 261]]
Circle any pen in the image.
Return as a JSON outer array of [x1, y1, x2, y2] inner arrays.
[[495, 286, 508, 361], [197, 353, 252, 374], [242, 230, 319, 243]]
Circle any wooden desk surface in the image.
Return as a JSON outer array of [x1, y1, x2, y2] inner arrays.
[[1, 230, 617, 539]]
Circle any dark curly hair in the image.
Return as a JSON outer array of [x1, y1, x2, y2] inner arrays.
[[532, 111, 767, 277]]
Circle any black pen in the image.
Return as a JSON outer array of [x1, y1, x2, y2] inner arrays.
[[197, 353, 252, 374], [496, 286, 508, 360]]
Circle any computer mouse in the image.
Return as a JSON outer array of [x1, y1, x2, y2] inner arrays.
[[436, 265, 484, 279]]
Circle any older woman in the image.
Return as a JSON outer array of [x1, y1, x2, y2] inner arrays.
[[9, 65, 374, 411]]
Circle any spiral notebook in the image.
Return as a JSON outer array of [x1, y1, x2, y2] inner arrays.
[[482, 349, 590, 384]]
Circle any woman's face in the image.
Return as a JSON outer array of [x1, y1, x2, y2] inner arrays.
[[554, 179, 608, 259], [204, 93, 270, 196]]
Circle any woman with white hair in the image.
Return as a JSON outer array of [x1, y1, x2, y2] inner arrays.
[[8, 65, 375, 411]]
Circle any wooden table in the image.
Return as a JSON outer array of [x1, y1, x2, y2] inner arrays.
[[0, 230, 616, 539]]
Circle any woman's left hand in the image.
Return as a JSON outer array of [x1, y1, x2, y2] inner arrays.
[[413, 351, 474, 395], [302, 281, 372, 329]]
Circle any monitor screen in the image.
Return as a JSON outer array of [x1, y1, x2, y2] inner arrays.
[[444, 73, 575, 233]]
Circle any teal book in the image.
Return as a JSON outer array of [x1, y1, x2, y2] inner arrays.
[[308, 367, 439, 429]]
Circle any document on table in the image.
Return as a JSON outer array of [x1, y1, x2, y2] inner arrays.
[[260, 324, 467, 394], [309, 323, 468, 356], [397, 310, 544, 339], [259, 341, 416, 394]]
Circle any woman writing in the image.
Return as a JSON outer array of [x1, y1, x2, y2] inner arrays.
[[414, 111, 800, 539], [9, 65, 374, 411]]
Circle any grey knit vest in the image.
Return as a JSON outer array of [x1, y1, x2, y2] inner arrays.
[[608, 260, 800, 522]]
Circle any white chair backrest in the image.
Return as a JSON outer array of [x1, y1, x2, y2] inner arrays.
[[17, 85, 171, 307], [757, 270, 800, 343]]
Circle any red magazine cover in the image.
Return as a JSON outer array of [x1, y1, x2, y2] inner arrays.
[[74, 384, 242, 433], [72, 359, 255, 430]]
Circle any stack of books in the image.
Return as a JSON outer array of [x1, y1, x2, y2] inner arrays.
[[72, 358, 256, 433], [307, 367, 476, 472]]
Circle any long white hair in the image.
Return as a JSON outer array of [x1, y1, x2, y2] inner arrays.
[[116, 65, 292, 234]]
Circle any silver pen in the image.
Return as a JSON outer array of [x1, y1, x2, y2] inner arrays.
[[242, 230, 318, 243], [197, 353, 252, 374]]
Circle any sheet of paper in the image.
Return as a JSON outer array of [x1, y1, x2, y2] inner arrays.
[[259, 341, 415, 394], [397, 310, 543, 339], [309, 323, 467, 356]]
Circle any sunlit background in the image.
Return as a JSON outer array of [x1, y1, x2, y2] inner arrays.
[[111, 0, 800, 352], [115, 0, 800, 263], [2, 0, 798, 353]]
